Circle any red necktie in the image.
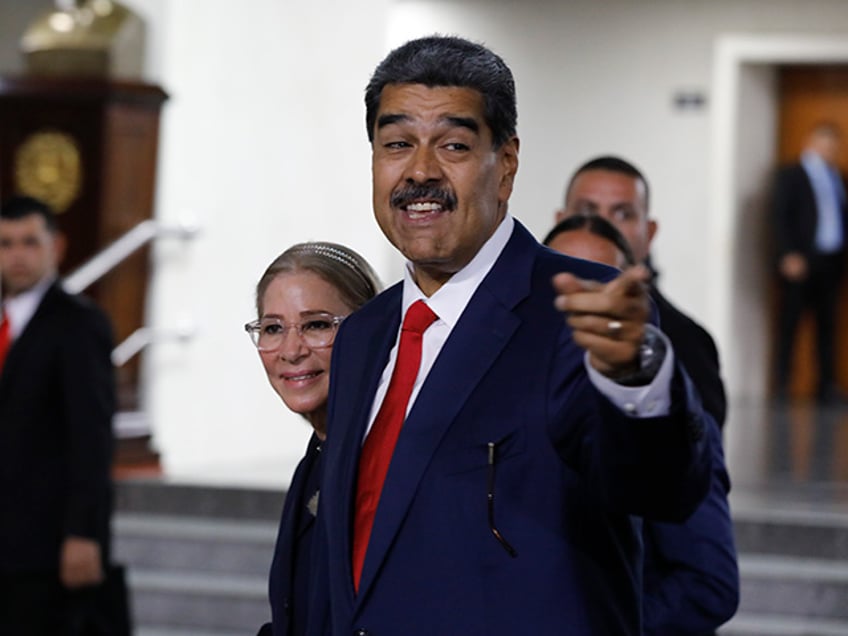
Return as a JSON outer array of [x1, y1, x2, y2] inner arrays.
[[0, 313, 10, 373], [352, 300, 437, 591]]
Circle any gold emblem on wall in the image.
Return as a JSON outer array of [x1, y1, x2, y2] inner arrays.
[[14, 130, 83, 213]]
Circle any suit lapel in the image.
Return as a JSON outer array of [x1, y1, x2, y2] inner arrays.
[[354, 222, 537, 603], [295, 438, 322, 540], [278, 435, 321, 573], [274, 442, 310, 601], [329, 286, 403, 604], [0, 283, 61, 392]]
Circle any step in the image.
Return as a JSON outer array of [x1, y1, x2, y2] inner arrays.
[[138, 628, 246, 636], [113, 513, 277, 577], [733, 505, 848, 561], [115, 479, 284, 521], [720, 612, 848, 636], [128, 568, 269, 631], [737, 555, 848, 621]]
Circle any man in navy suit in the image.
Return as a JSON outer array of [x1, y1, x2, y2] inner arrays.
[[772, 122, 847, 403], [555, 156, 727, 427], [0, 196, 115, 635], [544, 212, 739, 635], [310, 36, 712, 635]]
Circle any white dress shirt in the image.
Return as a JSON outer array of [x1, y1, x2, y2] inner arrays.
[[364, 214, 674, 439], [2, 275, 54, 341]]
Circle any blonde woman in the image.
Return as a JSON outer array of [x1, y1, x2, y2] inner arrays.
[[250, 242, 380, 636]]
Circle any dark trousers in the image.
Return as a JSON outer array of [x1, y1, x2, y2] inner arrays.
[[776, 251, 845, 395], [0, 572, 108, 636]]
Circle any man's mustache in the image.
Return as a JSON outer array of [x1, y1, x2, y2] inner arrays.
[[390, 184, 457, 211]]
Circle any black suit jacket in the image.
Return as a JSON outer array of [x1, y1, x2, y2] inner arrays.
[[651, 287, 726, 428], [773, 163, 848, 261], [0, 282, 115, 574]]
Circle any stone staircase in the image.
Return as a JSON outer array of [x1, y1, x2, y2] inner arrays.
[[113, 480, 282, 636], [720, 495, 848, 636], [113, 478, 848, 635]]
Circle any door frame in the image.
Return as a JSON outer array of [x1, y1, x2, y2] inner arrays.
[[710, 34, 848, 404]]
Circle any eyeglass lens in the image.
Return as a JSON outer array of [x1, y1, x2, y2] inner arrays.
[[252, 316, 340, 350]]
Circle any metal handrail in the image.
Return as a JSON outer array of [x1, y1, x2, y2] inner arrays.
[[111, 323, 195, 367], [61, 216, 199, 366], [63, 218, 199, 294]]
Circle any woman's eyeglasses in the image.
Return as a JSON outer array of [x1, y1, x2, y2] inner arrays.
[[244, 314, 346, 351]]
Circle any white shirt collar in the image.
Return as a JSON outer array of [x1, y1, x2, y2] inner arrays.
[[3, 275, 55, 339], [401, 214, 515, 328]]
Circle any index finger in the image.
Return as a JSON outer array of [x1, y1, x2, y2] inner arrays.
[[604, 264, 651, 298], [553, 264, 650, 316], [552, 271, 605, 295]]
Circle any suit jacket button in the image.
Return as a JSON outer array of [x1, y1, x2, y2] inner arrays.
[[354, 629, 369, 636], [283, 597, 290, 614]]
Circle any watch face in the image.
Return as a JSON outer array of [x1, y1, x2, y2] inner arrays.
[[14, 129, 83, 213]]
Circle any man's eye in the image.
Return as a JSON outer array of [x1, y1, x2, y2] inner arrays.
[[612, 209, 635, 222], [302, 319, 333, 333], [385, 141, 411, 149], [444, 142, 469, 151]]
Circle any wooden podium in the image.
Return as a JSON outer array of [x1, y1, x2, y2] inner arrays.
[[0, 76, 167, 472]]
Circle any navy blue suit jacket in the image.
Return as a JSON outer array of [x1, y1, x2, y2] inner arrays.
[[641, 287, 738, 635], [259, 434, 322, 636], [310, 222, 711, 635], [642, 415, 739, 635]]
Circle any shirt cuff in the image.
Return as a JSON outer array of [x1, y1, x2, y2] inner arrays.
[[584, 325, 675, 418]]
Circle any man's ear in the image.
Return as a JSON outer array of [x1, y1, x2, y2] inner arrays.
[[647, 219, 658, 248], [555, 208, 567, 223], [498, 137, 520, 201]]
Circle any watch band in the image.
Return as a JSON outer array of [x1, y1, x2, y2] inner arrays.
[[611, 327, 667, 387]]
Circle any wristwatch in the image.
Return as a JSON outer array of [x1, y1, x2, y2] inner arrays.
[[612, 326, 666, 387]]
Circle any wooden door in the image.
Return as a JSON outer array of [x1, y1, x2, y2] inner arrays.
[[776, 66, 848, 398]]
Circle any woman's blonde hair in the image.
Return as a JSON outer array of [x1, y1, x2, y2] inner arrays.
[[256, 242, 381, 315]]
